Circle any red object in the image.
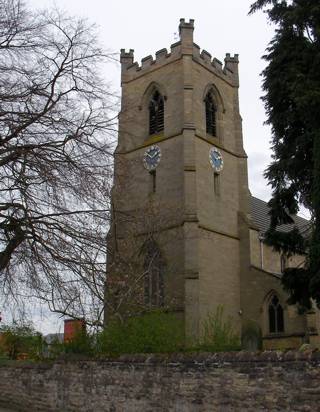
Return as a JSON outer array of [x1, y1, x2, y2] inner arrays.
[[64, 319, 85, 342]]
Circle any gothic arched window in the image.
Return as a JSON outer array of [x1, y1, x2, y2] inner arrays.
[[149, 90, 164, 135], [280, 254, 287, 273], [268, 295, 284, 333], [205, 92, 217, 136], [143, 240, 164, 307]]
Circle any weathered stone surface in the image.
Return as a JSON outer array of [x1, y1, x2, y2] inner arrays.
[[0, 352, 319, 411], [113, 18, 320, 349]]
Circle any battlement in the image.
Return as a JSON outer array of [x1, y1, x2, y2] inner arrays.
[[121, 19, 239, 85], [225, 53, 239, 63], [123, 41, 181, 75], [120, 49, 134, 63], [179, 18, 194, 49], [179, 18, 195, 29]]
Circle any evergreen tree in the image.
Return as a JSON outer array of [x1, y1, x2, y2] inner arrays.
[[250, 1, 320, 309]]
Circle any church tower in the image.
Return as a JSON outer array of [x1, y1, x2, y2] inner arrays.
[[110, 19, 251, 340]]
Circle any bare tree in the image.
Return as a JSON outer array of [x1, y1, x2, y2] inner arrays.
[[0, 0, 117, 326], [105, 182, 184, 325]]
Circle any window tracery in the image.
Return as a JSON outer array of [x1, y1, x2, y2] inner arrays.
[[268, 294, 284, 333], [280, 254, 287, 273]]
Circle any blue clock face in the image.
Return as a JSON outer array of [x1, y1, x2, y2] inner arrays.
[[143, 145, 161, 171], [209, 147, 223, 172]]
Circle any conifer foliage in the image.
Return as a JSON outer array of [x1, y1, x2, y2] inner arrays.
[[250, 1, 320, 309]]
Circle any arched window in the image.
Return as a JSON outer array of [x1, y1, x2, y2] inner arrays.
[[149, 90, 164, 135], [268, 295, 284, 333], [205, 91, 217, 136], [143, 240, 164, 307], [280, 254, 287, 273]]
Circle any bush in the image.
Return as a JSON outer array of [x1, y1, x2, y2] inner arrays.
[[98, 311, 185, 355], [198, 306, 241, 352], [44, 329, 97, 359], [0, 308, 241, 361], [0, 322, 44, 360], [63, 330, 96, 356]]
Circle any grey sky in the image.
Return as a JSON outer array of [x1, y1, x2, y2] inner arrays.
[[29, 0, 275, 200], [19, 0, 275, 334]]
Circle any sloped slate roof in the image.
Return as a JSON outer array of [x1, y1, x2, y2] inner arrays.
[[250, 196, 310, 235]]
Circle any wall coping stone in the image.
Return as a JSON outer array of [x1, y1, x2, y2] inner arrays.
[[1, 350, 319, 370]]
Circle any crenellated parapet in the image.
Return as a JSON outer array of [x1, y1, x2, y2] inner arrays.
[[193, 45, 239, 86], [120, 19, 239, 86], [120, 40, 181, 81], [179, 18, 194, 54], [224, 53, 239, 84], [120, 49, 134, 74]]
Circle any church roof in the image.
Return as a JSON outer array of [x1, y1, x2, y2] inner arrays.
[[250, 196, 310, 235]]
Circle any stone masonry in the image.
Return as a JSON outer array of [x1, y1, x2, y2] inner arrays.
[[111, 18, 249, 342], [0, 352, 320, 411], [109, 18, 320, 348]]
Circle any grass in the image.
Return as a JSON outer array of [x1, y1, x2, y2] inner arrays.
[[198, 305, 241, 352]]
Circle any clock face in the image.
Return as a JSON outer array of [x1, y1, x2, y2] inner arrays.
[[209, 147, 224, 172], [143, 145, 161, 171]]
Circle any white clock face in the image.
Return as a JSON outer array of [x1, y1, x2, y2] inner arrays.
[[209, 147, 224, 172], [143, 145, 161, 171]]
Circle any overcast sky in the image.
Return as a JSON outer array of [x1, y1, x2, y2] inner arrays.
[[22, 0, 276, 334], [29, 0, 276, 200]]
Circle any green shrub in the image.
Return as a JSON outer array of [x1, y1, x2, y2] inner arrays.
[[0, 322, 44, 360], [63, 330, 96, 356], [198, 306, 241, 352], [98, 311, 185, 355], [0, 308, 241, 360], [46, 330, 96, 358]]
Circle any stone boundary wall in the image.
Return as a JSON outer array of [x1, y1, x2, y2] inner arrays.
[[0, 351, 320, 411]]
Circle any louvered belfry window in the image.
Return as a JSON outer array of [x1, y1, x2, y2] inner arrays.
[[149, 90, 164, 135], [205, 92, 217, 136]]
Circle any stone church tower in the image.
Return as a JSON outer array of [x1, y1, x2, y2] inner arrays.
[[110, 18, 252, 340]]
